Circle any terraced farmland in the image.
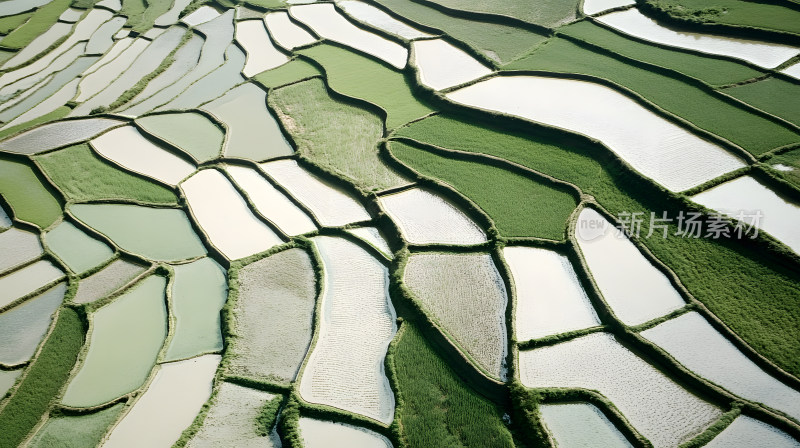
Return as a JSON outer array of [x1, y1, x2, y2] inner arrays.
[[0, 0, 798, 447]]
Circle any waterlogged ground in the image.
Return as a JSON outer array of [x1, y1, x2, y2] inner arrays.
[[0, 0, 798, 447]]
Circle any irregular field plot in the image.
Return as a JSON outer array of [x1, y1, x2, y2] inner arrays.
[[0, 118, 124, 155], [0, 260, 64, 309], [235, 19, 289, 77], [575, 208, 685, 325], [72, 258, 147, 304], [539, 402, 633, 448], [300, 236, 396, 424], [411, 39, 491, 90], [44, 221, 113, 274], [69, 203, 207, 262], [723, 78, 800, 126], [298, 417, 392, 448], [0, 227, 42, 274], [447, 75, 745, 192], [641, 312, 800, 421], [228, 248, 317, 383], [28, 403, 125, 448], [705, 415, 800, 448], [164, 257, 227, 362], [379, 187, 486, 245], [269, 77, 409, 191], [0, 282, 64, 366], [263, 11, 317, 50], [503, 246, 600, 340], [135, 112, 223, 163], [62, 275, 167, 408], [337, 0, 432, 40], [519, 332, 722, 448], [0, 158, 61, 229], [404, 252, 507, 379], [101, 355, 220, 448], [188, 382, 281, 448]]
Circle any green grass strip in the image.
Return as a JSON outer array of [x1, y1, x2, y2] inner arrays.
[[0, 0, 72, 50], [395, 114, 800, 378], [371, 0, 548, 64], [766, 147, 800, 190], [644, 0, 800, 37], [35, 143, 179, 205], [0, 308, 85, 448], [298, 44, 435, 130], [0, 11, 33, 35], [393, 322, 515, 448], [122, 0, 172, 33], [505, 38, 799, 155], [0, 157, 62, 228], [558, 20, 763, 86], [723, 77, 800, 126], [269, 77, 409, 191], [389, 140, 577, 240], [253, 59, 322, 89]]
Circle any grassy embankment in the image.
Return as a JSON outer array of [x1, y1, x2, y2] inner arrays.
[[297, 44, 435, 130], [641, 0, 800, 37], [0, 157, 62, 228], [35, 143, 179, 205], [394, 114, 800, 378], [388, 140, 578, 240], [269, 77, 409, 191], [505, 38, 800, 156], [0, 308, 85, 448], [370, 0, 548, 64], [765, 148, 800, 189], [392, 322, 515, 448]]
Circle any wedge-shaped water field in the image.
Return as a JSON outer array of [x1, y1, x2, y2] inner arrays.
[[389, 141, 577, 239], [0, 282, 64, 366], [27, 403, 125, 448], [347, 227, 392, 257], [73, 258, 147, 305], [202, 83, 292, 161], [45, 221, 113, 274], [101, 355, 220, 448], [0, 369, 21, 401], [182, 169, 283, 260], [297, 44, 434, 130], [596, 9, 800, 69], [404, 252, 508, 379], [379, 187, 486, 245], [582, 0, 634, 15], [705, 415, 800, 447], [299, 418, 393, 448], [642, 311, 800, 421], [62, 275, 167, 407], [181, 5, 221, 27], [0, 118, 123, 154], [539, 402, 633, 448], [188, 382, 281, 448], [300, 236, 396, 424], [263, 11, 317, 50], [411, 39, 492, 90], [0, 158, 61, 229], [504, 246, 600, 341], [447, 76, 746, 192], [235, 19, 289, 77], [338, 0, 432, 40], [228, 248, 316, 383], [519, 332, 722, 447], [0, 259, 63, 309], [70, 203, 207, 261], [269, 77, 409, 190], [90, 125, 195, 186], [164, 258, 227, 362], [0, 227, 43, 274], [227, 165, 316, 236], [575, 208, 685, 325], [290, 3, 407, 69], [691, 175, 800, 254], [260, 159, 371, 227], [135, 112, 223, 163]]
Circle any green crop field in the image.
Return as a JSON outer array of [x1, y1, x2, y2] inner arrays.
[[0, 0, 798, 446]]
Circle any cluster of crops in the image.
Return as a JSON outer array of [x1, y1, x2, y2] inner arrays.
[[0, 0, 798, 446]]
